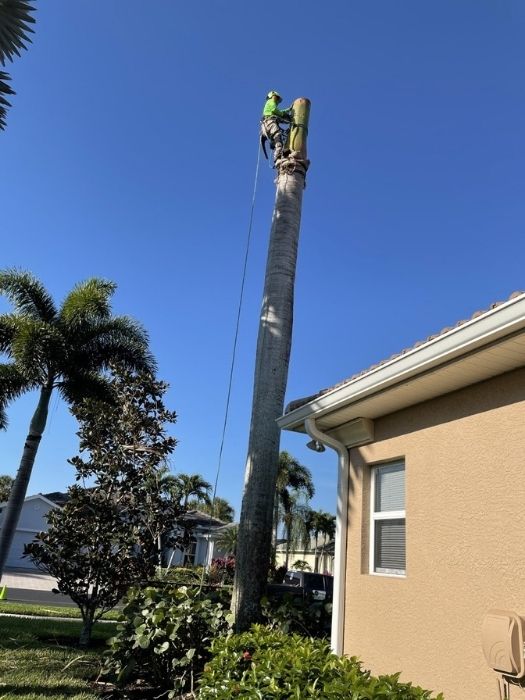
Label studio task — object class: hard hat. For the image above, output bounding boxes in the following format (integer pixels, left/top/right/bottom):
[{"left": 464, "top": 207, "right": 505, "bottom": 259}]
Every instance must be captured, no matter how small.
[{"left": 267, "top": 90, "right": 282, "bottom": 102}]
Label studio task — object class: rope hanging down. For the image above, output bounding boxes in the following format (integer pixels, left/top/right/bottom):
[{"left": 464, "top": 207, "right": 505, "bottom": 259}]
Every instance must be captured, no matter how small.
[{"left": 211, "top": 140, "right": 262, "bottom": 506}]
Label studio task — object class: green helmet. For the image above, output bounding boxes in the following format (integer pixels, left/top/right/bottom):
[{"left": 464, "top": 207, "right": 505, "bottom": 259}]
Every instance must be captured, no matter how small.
[{"left": 267, "top": 90, "right": 282, "bottom": 103}]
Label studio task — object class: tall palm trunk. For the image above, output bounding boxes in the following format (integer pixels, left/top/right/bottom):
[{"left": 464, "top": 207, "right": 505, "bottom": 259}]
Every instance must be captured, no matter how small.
[
  {"left": 232, "top": 98, "right": 311, "bottom": 631},
  {"left": 0, "top": 381, "right": 53, "bottom": 579}
]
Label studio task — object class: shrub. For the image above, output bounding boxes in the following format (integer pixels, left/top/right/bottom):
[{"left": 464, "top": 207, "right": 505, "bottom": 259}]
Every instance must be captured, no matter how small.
[
  {"left": 261, "top": 592, "right": 332, "bottom": 637},
  {"left": 208, "top": 556, "right": 235, "bottom": 585},
  {"left": 104, "top": 584, "right": 233, "bottom": 697},
  {"left": 198, "top": 626, "right": 445, "bottom": 699},
  {"left": 155, "top": 565, "right": 206, "bottom": 585}
]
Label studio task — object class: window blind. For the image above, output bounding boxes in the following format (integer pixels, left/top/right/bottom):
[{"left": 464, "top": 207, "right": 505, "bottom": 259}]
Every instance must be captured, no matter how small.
[
  {"left": 375, "top": 461, "right": 405, "bottom": 512},
  {"left": 374, "top": 519, "right": 406, "bottom": 572}
]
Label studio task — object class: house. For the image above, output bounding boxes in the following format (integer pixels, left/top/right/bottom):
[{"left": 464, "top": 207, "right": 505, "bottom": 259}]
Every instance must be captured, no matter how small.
[
  {"left": 164, "top": 510, "right": 227, "bottom": 567},
  {"left": 278, "top": 291, "right": 525, "bottom": 700},
  {"left": 275, "top": 534, "right": 334, "bottom": 574},
  {"left": 0, "top": 492, "right": 66, "bottom": 569}
]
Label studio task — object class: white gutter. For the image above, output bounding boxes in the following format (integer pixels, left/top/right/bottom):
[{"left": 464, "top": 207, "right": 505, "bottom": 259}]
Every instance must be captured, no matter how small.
[
  {"left": 279, "top": 292, "right": 525, "bottom": 431},
  {"left": 305, "top": 417, "right": 348, "bottom": 656}
]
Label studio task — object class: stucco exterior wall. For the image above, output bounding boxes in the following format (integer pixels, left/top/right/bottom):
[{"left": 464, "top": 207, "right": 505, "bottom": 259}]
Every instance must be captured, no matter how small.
[{"left": 343, "top": 367, "right": 525, "bottom": 700}]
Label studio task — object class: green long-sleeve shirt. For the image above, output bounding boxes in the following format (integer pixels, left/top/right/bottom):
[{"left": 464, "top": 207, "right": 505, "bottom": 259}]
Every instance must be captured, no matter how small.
[{"left": 262, "top": 98, "right": 290, "bottom": 118}]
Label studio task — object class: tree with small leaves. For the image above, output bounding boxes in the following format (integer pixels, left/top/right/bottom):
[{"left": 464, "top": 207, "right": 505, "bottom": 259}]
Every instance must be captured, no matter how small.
[
  {"left": 0, "top": 475, "right": 13, "bottom": 503},
  {"left": 0, "top": 270, "right": 154, "bottom": 579},
  {"left": 26, "top": 367, "right": 182, "bottom": 646}
]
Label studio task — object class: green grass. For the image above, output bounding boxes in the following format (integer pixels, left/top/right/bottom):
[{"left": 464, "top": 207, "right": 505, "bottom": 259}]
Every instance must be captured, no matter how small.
[
  {"left": 0, "top": 600, "right": 121, "bottom": 620},
  {"left": 0, "top": 615, "right": 116, "bottom": 700}
]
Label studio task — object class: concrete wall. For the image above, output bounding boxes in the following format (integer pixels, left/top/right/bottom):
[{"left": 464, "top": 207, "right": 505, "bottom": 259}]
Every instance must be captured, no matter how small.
[{"left": 343, "top": 367, "right": 525, "bottom": 700}]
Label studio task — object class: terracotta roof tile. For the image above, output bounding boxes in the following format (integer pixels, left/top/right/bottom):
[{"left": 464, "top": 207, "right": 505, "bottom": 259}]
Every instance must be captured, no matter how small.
[{"left": 285, "top": 290, "right": 525, "bottom": 414}]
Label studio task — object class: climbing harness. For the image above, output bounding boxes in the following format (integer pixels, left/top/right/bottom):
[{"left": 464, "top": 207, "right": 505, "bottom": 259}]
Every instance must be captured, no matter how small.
[{"left": 260, "top": 114, "right": 293, "bottom": 166}]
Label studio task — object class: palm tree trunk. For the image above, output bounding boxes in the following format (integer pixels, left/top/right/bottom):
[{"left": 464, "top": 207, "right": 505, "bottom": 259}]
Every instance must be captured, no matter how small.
[
  {"left": 0, "top": 381, "right": 53, "bottom": 579},
  {"left": 232, "top": 98, "right": 311, "bottom": 632}
]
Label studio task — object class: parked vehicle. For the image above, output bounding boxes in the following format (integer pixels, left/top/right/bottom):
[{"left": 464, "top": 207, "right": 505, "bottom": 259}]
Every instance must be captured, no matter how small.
[{"left": 268, "top": 570, "right": 333, "bottom": 602}]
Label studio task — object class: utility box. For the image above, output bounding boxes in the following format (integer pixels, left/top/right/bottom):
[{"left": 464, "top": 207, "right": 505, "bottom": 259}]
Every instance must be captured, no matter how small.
[{"left": 482, "top": 609, "right": 525, "bottom": 698}]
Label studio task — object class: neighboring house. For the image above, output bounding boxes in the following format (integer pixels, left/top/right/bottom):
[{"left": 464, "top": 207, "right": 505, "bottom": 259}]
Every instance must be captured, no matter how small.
[
  {"left": 275, "top": 534, "right": 334, "bottom": 574},
  {"left": 278, "top": 291, "right": 525, "bottom": 700},
  {"left": 0, "top": 492, "right": 66, "bottom": 569},
  {"left": 164, "top": 510, "right": 227, "bottom": 567}
]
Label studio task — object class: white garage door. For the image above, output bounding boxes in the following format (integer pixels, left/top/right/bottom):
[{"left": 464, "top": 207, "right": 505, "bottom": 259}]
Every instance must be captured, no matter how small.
[{"left": 6, "top": 531, "right": 39, "bottom": 569}]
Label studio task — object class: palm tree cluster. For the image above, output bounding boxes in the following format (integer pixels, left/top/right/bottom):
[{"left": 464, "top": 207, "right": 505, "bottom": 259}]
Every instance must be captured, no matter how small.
[
  {"left": 0, "top": 1, "right": 35, "bottom": 129},
  {"left": 0, "top": 270, "right": 154, "bottom": 578}
]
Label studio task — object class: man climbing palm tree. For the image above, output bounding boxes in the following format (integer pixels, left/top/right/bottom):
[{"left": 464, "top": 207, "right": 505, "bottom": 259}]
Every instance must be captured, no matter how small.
[{"left": 0, "top": 270, "right": 154, "bottom": 578}]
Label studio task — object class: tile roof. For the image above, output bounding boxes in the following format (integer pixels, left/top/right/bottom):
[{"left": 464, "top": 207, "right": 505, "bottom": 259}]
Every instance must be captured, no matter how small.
[{"left": 285, "top": 290, "right": 525, "bottom": 414}]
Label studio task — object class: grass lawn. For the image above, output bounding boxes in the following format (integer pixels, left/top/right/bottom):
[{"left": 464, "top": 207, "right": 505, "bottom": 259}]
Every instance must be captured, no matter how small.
[
  {"left": 0, "top": 600, "right": 121, "bottom": 620},
  {"left": 0, "top": 615, "right": 117, "bottom": 700}
]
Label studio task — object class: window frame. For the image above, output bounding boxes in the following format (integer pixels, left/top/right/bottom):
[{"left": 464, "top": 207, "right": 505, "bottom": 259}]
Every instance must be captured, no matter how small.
[{"left": 369, "top": 460, "right": 406, "bottom": 578}]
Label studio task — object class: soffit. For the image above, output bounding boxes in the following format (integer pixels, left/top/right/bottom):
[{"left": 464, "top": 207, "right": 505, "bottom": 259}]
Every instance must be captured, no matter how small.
[{"left": 293, "top": 333, "right": 525, "bottom": 434}]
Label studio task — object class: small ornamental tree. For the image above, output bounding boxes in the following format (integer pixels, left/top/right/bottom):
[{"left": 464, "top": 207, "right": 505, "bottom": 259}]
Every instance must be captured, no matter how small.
[{"left": 26, "top": 367, "right": 183, "bottom": 646}]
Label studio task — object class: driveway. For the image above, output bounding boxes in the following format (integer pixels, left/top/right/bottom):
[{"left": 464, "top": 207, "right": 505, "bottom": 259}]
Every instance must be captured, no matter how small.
[{"left": 1, "top": 568, "right": 74, "bottom": 606}]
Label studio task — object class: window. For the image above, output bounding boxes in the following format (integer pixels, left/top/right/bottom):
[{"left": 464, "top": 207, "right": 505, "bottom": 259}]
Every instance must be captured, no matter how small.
[{"left": 370, "top": 461, "right": 405, "bottom": 576}]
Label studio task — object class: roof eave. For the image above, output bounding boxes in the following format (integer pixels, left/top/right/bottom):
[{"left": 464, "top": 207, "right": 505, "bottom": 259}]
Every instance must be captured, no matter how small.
[{"left": 278, "top": 292, "right": 525, "bottom": 432}]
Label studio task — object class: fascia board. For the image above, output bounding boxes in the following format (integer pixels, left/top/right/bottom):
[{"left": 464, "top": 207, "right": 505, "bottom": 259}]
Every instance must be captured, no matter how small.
[{"left": 279, "top": 294, "right": 525, "bottom": 431}]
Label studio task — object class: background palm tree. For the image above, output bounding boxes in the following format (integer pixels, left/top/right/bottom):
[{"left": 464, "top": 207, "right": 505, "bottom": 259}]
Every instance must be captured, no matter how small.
[
  {"left": 188, "top": 496, "right": 234, "bottom": 523},
  {"left": 0, "top": 270, "right": 154, "bottom": 578},
  {"left": 310, "top": 510, "right": 336, "bottom": 573},
  {"left": 273, "top": 451, "right": 314, "bottom": 553},
  {"left": 215, "top": 524, "right": 238, "bottom": 556},
  {"left": 0, "top": 1, "right": 36, "bottom": 129},
  {"left": 175, "top": 473, "right": 212, "bottom": 510}
]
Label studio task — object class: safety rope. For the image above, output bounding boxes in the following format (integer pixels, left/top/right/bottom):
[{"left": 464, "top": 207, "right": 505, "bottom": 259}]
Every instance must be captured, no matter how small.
[{"left": 211, "top": 140, "right": 262, "bottom": 513}]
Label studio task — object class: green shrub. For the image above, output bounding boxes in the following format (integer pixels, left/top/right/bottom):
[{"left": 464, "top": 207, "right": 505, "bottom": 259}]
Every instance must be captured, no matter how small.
[
  {"left": 155, "top": 565, "right": 206, "bottom": 585},
  {"left": 198, "top": 626, "right": 445, "bottom": 699},
  {"left": 104, "top": 584, "right": 233, "bottom": 697},
  {"left": 261, "top": 592, "right": 332, "bottom": 637}
]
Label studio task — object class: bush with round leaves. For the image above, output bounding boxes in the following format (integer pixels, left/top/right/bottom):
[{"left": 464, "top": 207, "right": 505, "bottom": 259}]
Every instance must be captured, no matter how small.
[
  {"left": 198, "top": 625, "right": 445, "bottom": 699},
  {"left": 104, "top": 584, "right": 233, "bottom": 698}
]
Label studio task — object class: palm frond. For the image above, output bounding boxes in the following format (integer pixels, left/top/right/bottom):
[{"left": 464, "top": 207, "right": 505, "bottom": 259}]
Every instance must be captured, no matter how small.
[
  {"left": 70, "top": 316, "right": 155, "bottom": 374},
  {"left": 0, "top": 70, "right": 14, "bottom": 130},
  {"left": 0, "top": 1, "right": 36, "bottom": 66},
  {"left": 59, "top": 278, "right": 117, "bottom": 328},
  {"left": 0, "top": 313, "right": 19, "bottom": 353},
  {"left": 58, "top": 372, "right": 115, "bottom": 407},
  {"left": 0, "top": 362, "right": 33, "bottom": 428},
  {"left": 0, "top": 269, "right": 57, "bottom": 321},
  {"left": 10, "top": 318, "right": 64, "bottom": 381}
]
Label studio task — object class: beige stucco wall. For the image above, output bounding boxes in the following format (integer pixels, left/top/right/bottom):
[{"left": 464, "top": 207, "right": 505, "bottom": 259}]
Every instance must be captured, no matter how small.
[{"left": 343, "top": 367, "right": 525, "bottom": 700}]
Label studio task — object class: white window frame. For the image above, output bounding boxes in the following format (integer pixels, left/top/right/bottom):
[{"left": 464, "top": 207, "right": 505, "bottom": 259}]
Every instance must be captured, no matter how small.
[{"left": 369, "top": 461, "right": 406, "bottom": 578}]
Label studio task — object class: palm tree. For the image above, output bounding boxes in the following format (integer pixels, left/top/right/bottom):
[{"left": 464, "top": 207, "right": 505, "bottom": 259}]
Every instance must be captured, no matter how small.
[
  {"left": 310, "top": 510, "right": 336, "bottom": 573},
  {"left": 233, "top": 98, "right": 311, "bottom": 630},
  {"left": 273, "top": 451, "right": 314, "bottom": 552},
  {"left": 215, "top": 524, "right": 238, "bottom": 556},
  {"left": 175, "top": 473, "right": 212, "bottom": 510},
  {"left": 0, "top": 270, "right": 154, "bottom": 578},
  {"left": 0, "top": 1, "right": 36, "bottom": 130},
  {"left": 188, "top": 496, "right": 235, "bottom": 523}
]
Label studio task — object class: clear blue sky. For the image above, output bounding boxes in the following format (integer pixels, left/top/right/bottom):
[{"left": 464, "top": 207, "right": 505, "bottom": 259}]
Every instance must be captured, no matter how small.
[{"left": 2, "top": 1, "right": 524, "bottom": 519}]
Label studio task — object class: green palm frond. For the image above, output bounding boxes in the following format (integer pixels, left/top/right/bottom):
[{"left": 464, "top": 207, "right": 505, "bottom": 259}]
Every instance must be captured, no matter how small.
[
  {"left": 0, "top": 70, "right": 14, "bottom": 130},
  {"left": 0, "top": 313, "right": 20, "bottom": 353},
  {"left": 0, "top": 269, "right": 57, "bottom": 321},
  {"left": 58, "top": 372, "right": 115, "bottom": 407},
  {"left": 72, "top": 316, "right": 155, "bottom": 373},
  {"left": 10, "top": 318, "right": 64, "bottom": 381},
  {"left": 0, "top": 1, "right": 36, "bottom": 65},
  {"left": 59, "top": 278, "right": 117, "bottom": 328},
  {"left": 0, "top": 362, "right": 33, "bottom": 428}
]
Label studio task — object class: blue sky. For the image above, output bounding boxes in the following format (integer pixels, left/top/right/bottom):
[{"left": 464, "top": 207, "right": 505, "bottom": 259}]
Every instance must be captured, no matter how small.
[{"left": 2, "top": 1, "right": 524, "bottom": 519}]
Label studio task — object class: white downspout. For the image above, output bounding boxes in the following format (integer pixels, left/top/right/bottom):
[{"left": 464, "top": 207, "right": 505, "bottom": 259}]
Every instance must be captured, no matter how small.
[{"left": 305, "top": 417, "right": 349, "bottom": 656}]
